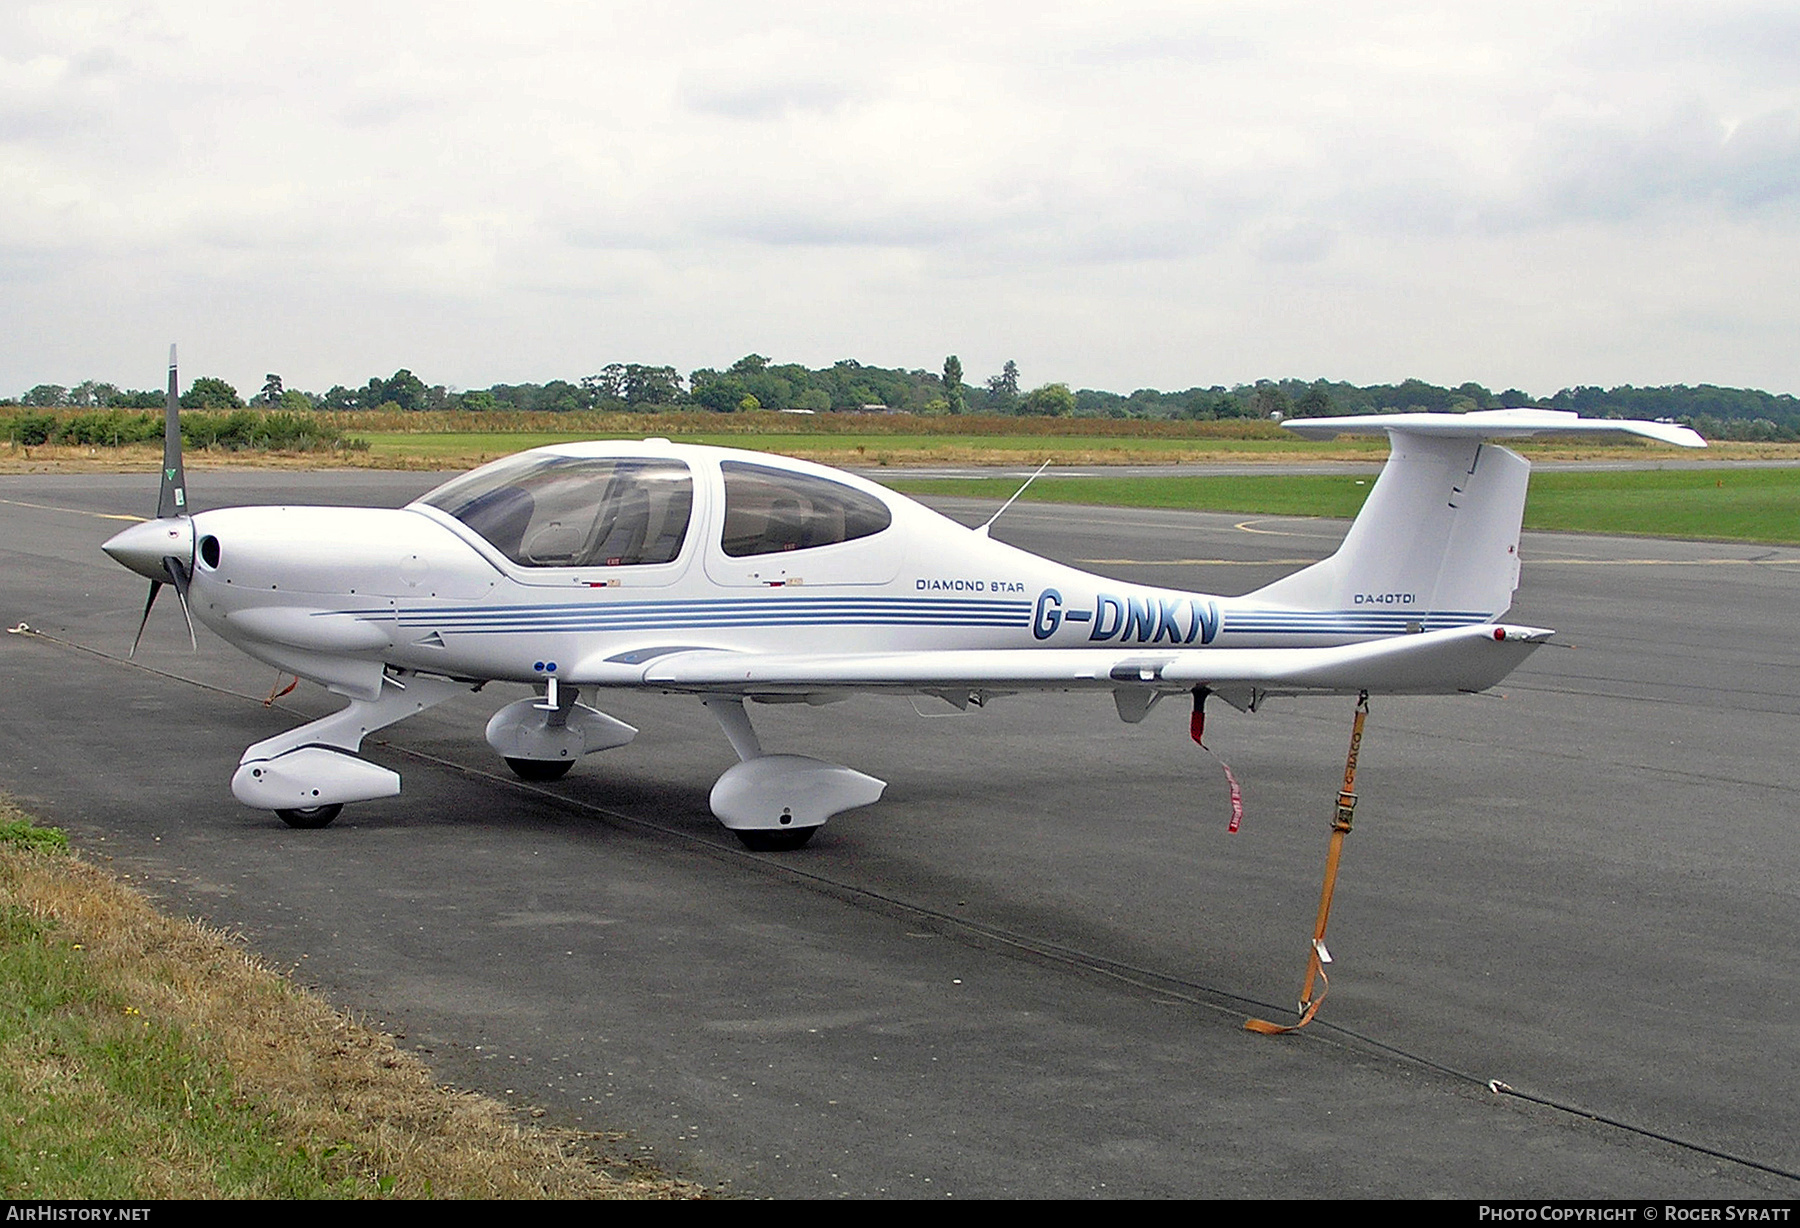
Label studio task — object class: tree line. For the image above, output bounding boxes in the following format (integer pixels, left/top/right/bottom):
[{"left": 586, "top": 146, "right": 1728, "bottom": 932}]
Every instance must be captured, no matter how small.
[{"left": 9, "top": 356, "right": 1798, "bottom": 440}]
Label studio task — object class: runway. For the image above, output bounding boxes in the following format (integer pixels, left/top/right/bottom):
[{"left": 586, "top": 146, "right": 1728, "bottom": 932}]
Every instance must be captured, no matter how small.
[{"left": 3, "top": 468, "right": 1798, "bottom": 1197}]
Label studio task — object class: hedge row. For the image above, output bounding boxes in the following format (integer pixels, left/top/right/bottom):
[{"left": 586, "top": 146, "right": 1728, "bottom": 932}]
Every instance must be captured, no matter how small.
[{"left": 2, "top": 409, "right": 367, "bottom": 452}]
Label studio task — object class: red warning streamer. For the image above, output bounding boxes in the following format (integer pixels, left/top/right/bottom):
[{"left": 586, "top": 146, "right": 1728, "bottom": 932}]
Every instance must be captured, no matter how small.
[
  {"left": 263, "top": 672, "right": 298, "bottom": 706},
  {"left": 1191, "top": 689, "right": 1245, "bottom": 833}
]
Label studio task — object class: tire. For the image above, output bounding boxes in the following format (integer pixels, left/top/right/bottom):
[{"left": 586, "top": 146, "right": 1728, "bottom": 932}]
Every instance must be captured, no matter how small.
[
  {"left": 734, "top": 826, "right": 820, "bottom": 851},
  {"left": 505, "top": 757, "right": 576, "bottom": 782},
  {"left": 275, "top": 804, "right": 343, "bottom": 829}
]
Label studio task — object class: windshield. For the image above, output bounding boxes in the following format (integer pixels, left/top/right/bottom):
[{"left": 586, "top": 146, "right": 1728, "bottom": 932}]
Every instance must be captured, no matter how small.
[{"left": 420, "top": 454, "right": 693, "bottom": 567}]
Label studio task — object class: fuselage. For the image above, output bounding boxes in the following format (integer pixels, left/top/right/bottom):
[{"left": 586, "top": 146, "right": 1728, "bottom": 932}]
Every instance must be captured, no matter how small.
[{"left": 123, "top": 441, "right": 1493, "bottom": 696}]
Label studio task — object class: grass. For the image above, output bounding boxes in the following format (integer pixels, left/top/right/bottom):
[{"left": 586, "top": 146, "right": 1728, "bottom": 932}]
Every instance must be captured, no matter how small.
[
  {"left": 311, "top": 408, "right": 1300, "bottom": 441},
  {"left": 1520, "top": 468, "right": 1800, "bottom": 542},
  {"left": 350, "top": 429, "right": 1389, "bottom": 469},
  {"left": 0, "top": 430, "right": 1388, "bottom": 474},
  {"left": 885, "top": 466, "right": 1800, "bottom": 544},
  {"left": 0, "top": 798, "right": 697, "bottom": 1199},
  {"left": 19, "top": 408, "right": 1793, "bottom": 474}
]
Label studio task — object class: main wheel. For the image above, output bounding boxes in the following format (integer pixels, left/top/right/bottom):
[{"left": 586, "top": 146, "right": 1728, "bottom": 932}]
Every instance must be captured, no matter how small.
[
  {"left": 734, "top": 826, "right": 820, "bottom": 852},
  {"left": 505, "top": 757, "right": 576, "bottom": 781},
  {"left": 275, "top": 804, "right": 343, "bottom": 829}
]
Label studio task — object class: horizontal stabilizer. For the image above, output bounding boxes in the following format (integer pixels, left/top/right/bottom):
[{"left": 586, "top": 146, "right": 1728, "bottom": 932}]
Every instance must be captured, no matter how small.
[
  {"left": 1281, "top": 408, "right": 1706, "bottom": 448},
  {"left": 609, "top": 623, "right": 1553, "bottom": 698}
]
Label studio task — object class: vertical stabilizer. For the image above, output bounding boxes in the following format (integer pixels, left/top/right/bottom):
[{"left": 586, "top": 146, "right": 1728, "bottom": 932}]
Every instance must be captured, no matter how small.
[{"left": 1249, "top": 432, "right": 1528, "bottom": 620}]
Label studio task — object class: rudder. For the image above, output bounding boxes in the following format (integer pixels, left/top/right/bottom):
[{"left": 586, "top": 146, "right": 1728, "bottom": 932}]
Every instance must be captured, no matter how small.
[{"left": 1249, "top": 432, "right": 1529, "bottom": 621}]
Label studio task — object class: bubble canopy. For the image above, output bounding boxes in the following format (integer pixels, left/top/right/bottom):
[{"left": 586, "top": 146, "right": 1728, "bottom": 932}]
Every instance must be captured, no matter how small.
[{"left": 417, "top": 454, "right": 693, "bottom": 568}]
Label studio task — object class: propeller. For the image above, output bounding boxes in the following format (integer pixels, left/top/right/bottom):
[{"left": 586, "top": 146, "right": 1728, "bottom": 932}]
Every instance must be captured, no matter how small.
[
  {"left": 129, "top": 553, "right": 196, "bottom": 656},
  {"left": 105, "top": 345, "right": 197, "bottom": 655}
]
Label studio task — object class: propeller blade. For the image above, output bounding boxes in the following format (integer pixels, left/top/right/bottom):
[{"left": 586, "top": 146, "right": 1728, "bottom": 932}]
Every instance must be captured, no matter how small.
[
  {"left": 158, "top": 343, "right": 188, "bottom": 520},
  {"left": 123, "top": 348, "right": 197, "bottom": 655},
  {"left": 130, "top": 580, "right": 163, "bottom": 658},
  {"left": 163, "top": 555, "right": 198, "bottom": 650},
  {"left": 119, "top": 348, "right": 198, "bottom": 657}
]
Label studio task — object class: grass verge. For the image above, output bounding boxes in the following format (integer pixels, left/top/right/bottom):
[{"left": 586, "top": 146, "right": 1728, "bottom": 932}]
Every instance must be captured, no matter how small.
[
  {"left": 350, "top": 429, "right": 1390, "bottom": 469},
  {"left": 884, "top": 466, "right": 1800, "bottom": 544},
  {"left": 0, "top": 798, "right": 697, "bottom": 1199},
  {"left": 10, "top": 422, "right": 1793, "bottom": 474}
]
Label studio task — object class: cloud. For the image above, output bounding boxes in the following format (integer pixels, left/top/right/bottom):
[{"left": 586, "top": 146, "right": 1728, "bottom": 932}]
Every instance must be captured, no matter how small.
[
  {"left": 1250, "top": 221, "right": 1338, "bottom": 264},
  {"left": 1515, "top": 103, "right": 1800, "bottom": 225},
  {"left": 4, "top": 1, "right": 1800, "bottom": 395},
  {"left": 682, "top": 76, "right": 862, "bottom": 121}
]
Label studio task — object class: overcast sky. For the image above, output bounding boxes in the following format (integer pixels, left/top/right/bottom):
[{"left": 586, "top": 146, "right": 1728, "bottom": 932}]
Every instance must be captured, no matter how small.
[{"left": 5, "top": 1, "right": 1798, "bottom": 399}]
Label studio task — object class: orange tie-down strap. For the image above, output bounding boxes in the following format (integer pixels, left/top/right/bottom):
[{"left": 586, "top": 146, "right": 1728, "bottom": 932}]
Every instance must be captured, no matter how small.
[{"left": 1245, "top": 692, "right": 1367, "bottom": 1035}]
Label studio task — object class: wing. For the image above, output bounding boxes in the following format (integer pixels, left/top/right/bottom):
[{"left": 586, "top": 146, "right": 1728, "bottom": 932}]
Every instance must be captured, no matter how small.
[{"left": 571, "top": 623, "right": 1552, "bottom": 700}]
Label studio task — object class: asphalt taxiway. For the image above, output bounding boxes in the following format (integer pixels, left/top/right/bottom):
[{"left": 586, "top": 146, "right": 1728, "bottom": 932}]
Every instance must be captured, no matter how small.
[{"left": 2, "top": 469, "right": 1798, "bottom": 1198}]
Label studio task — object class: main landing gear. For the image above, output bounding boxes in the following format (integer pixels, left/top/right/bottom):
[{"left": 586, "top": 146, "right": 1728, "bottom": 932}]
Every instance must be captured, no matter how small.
[
  {"left": 735, "top": 827, "right": 820, "bottom": 852},
  {"left": 702, "top": 696, "right": 885, "bottom": 851},
  {"left": 504, "top": 757, "right": 576, "bottom": 782},
  {"left": 275, "top": 804, "right": 344, "bottom": 829},
  {"left": 485, "top": 679, "right": 636, "bottom": 782}
]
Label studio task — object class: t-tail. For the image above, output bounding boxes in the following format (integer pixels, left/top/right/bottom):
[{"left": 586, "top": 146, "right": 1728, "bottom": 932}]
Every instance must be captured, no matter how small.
[{"left": 1249, "top": 409, "right": 1706, "bottom": 621}]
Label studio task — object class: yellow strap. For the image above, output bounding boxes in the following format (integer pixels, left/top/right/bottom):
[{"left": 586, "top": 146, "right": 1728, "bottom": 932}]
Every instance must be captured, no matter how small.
[
  {"left": 1246, "top": 691, "right": 1367, "bottom": 1034},
  {"left": 1244, "top": 968, "right": 1328, "bottom": 1035}
]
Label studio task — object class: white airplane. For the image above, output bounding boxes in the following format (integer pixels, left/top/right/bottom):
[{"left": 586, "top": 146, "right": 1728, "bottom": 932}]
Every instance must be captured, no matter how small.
[{"left": 103, "top": 349, "right": 1705, "bottom": 848}]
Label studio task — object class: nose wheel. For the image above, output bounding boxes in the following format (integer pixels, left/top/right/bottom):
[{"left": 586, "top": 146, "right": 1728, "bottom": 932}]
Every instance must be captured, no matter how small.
[{"left": 275, "top": 804, "right": 343, "bottom": 829}]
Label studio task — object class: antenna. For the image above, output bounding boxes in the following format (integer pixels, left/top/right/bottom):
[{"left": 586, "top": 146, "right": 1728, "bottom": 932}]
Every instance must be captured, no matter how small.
[{"left": 976, "top": 458, "right": 1053, "bottom": 536}]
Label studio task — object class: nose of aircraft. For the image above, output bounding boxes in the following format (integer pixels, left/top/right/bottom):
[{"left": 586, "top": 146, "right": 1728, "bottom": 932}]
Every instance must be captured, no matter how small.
[{"left": 103, "top": 517, "right": 195, "bottom": 581}]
